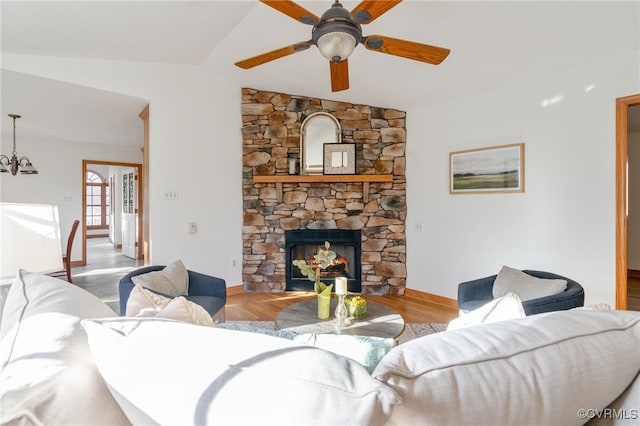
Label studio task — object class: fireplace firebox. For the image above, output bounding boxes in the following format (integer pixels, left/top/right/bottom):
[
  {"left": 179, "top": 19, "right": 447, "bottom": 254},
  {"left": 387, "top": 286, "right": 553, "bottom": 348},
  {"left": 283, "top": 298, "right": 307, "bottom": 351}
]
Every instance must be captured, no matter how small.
[{"left": 285, "top": 229, "right": 361, "bottom": 292}]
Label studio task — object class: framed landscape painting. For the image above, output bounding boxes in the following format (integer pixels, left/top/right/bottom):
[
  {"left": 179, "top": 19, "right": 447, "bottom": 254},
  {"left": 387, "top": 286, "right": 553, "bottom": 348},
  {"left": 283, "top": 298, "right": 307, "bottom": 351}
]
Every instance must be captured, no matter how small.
[{"left": 450, "top": 143, "right": 524, "bottom": 194}]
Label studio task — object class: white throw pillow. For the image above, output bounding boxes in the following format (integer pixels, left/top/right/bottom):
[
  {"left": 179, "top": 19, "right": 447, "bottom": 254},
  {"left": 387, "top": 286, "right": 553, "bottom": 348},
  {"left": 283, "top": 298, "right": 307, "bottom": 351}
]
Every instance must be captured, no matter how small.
[
  {"left": 0, "top": 270, "right": 130, "bottom": 426},
  {"left": 82, "top": 318, "right": 399, "bottom": 426},
  {"left": 131, "top": 259, "right": 189, "bottom": 296},
  {"left": 492, "top": 265, "right": 567, "bottom": 301},
  {"left": 374, "top": 310, "right": 640, "bottom": 426},
  {"left": 125, "top": 283, "right": 171, "bottom": 317},
  {"left": 126, "top": 284, "right": 213, "bottom": 326},
  {"left": 448, "top": 292, "right": 525, "bottom": 330}
]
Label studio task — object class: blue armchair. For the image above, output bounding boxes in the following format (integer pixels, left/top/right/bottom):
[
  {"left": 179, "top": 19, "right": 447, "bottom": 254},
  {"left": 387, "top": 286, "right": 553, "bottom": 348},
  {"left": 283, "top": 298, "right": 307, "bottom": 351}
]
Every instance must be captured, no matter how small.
[
  {"left": 119, "top": 265, "right": 227, "bottom": 321},
  {"left": 457, "top": 270, "right": 584, "bottom": 316}
]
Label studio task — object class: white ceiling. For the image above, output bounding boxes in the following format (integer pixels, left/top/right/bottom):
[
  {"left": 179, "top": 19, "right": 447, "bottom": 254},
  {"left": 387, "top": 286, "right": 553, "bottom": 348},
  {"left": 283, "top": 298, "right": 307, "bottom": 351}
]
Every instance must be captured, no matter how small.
[{"left": 1, "top": 1, "right": 639, "bottom": 148}]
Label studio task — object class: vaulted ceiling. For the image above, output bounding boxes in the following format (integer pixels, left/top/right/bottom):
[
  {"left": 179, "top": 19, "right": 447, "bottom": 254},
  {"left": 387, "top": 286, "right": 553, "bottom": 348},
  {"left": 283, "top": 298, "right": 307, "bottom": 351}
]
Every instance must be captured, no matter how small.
[{"left": 1, "top": 1, "right": 639, "bottom": 147}]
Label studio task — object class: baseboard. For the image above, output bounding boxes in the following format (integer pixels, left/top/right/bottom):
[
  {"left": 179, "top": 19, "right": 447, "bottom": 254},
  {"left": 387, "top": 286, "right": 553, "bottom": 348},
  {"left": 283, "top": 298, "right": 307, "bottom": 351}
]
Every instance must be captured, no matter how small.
[
  {"left": 227, "top": 284, "right": 245, "bottom": 296},
  {"left": 404, "top": 288, "right": 459, "bottom": 309},
  {"left": 628, "top": 269, "right": 640, "bottom": 279}
]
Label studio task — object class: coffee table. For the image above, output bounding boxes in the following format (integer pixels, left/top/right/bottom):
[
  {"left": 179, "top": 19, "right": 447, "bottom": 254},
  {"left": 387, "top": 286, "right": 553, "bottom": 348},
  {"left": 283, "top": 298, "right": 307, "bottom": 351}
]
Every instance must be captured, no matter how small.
[{"left": 276, "top": 298, "right": 405, "bottom": 339}]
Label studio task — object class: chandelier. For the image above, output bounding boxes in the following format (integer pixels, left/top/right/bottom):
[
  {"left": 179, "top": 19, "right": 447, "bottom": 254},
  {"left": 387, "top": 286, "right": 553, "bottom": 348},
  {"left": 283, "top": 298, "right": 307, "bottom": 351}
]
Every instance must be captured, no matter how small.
[{"left": 0, "top": 114, "right": 38, "bottom": 176}]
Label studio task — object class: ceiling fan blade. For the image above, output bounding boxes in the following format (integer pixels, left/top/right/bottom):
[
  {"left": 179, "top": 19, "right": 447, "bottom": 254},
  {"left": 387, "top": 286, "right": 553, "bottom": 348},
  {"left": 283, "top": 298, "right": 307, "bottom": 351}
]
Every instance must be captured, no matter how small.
[
  {"left": 330, "top": 60, "right": 349, "bottom": 92},
  {"left": 362, "top": 35, "right": 450, "bottom": 65},
  {"left": 350, "top": 0, "right": 402, "bottom": 24},
  {"left": 260, "top": 0, "right": 319, "bottom": 25},
  {"left": 235, "top": 42, "right": 312, "bottom": 69}
]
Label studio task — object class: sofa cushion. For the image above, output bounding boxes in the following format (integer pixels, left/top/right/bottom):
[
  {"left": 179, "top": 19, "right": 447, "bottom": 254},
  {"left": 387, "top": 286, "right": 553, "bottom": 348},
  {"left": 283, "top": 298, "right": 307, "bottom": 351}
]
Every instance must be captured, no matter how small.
[
  {"left": 587, "top": 371, "right": 640, "bottom": 425},
  {"left": 448, "top": 292, "right": 525, "bottom": 330},
  {"left": 82, "top": 317, "right": 399, "bottom": 426},
  {"left": 374, "top": 310, "right": 640, "bottom": 426},
  {"left": 493, "top": 265, "right": 567, "bottom": 300},
  {"left": 292, "top": 333, "right": 395, "bottom": 374},
  {"left": 213, "top": 323, "right": 395, "bottom": 373},
  {"left": 131, "top": 259, "right": 188, "bottom": 296},
  {"left": 0, "top": 270, "right": 130, "bottom": 426}
]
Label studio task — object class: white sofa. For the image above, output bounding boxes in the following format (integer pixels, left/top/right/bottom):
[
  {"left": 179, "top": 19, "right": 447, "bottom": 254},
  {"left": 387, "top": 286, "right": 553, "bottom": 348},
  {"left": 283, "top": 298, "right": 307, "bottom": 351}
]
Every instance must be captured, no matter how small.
[{"left": 1, "top": 270, "right": 639, "bottom": 426}]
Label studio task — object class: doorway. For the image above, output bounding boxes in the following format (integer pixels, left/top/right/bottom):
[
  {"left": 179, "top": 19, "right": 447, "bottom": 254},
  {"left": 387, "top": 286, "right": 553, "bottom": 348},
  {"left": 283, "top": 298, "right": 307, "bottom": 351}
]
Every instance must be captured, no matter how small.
[
  {"left": 82, "top": 160, "right": 143, "bottom": 265},
  {"left": 615, "top": 94, "right": 640, "bottom": 310}
]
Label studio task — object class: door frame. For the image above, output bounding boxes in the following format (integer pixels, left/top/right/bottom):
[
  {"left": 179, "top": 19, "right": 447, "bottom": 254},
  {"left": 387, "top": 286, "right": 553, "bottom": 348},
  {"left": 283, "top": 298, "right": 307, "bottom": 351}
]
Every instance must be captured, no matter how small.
[
  {"left": 81, "top": 159, "right": 144, "bottom": 264},
  {"left": 616, "top": 94, "right": 640, "bottom": 309}
]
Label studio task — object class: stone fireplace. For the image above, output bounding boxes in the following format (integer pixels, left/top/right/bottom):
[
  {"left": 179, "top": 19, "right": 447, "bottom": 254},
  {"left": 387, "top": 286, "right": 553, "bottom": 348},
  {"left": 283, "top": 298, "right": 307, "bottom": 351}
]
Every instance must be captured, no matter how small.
[{"left": 242, "top": 88, "right": 407, "bottom": 295}]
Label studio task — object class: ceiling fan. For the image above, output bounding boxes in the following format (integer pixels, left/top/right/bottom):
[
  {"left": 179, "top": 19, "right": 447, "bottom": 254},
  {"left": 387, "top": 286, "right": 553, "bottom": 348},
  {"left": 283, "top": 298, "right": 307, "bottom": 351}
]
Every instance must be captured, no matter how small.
[{"left": 235, "top": 0, "right": 451, "bottom": 92}]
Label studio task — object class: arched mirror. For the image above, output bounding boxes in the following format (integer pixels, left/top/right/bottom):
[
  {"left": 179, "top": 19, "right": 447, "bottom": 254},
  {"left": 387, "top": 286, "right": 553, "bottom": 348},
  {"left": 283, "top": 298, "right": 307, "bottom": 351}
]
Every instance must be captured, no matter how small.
[{"left": 300, "top": 112, "right": 341, "bottom": 175}]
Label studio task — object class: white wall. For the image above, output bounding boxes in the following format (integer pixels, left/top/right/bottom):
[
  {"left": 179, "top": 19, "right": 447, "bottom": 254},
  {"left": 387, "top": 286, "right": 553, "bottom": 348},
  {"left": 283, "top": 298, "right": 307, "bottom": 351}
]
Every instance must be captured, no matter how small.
[
  {"left": 1, "top": 54, "right": 244, "bottom": 285},
  {"left": 0, "top": 137, "right": 141, "bottom": 262},
  {"left": 405, "top": 52, "right": 640, "bottom": 306}
]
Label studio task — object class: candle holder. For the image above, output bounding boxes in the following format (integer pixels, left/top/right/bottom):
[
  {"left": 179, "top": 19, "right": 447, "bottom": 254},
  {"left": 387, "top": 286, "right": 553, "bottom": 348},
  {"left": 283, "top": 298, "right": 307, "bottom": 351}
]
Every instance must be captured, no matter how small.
[{"left": 334, "top": 294, "right": 350, "bottom": 327}]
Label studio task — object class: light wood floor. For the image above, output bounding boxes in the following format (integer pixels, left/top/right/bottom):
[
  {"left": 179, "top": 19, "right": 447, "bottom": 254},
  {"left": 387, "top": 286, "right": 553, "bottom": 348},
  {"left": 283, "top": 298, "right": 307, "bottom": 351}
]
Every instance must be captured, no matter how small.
[{"left": 226, "top": 291, "right": 459, "bottom": 324}]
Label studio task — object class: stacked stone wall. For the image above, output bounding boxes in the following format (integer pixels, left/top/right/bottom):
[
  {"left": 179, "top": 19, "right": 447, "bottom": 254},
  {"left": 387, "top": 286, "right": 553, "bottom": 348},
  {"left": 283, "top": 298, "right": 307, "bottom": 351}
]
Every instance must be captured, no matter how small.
[{"left": 241, "top": 88, "right": 407, "bottom": 295}]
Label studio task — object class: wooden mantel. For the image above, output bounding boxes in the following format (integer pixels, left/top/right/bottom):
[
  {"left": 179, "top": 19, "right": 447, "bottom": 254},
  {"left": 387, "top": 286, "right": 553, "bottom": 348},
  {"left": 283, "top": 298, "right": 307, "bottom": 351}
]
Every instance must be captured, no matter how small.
[{"left": 252, "top": 174, "right": 393, "bottom": 203}]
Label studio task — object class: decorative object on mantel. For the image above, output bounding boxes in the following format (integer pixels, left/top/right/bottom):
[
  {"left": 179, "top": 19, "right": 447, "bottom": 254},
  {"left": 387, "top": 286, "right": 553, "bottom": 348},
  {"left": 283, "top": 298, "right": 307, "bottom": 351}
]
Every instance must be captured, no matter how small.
[
  {"left": 0, "top": 114, "right": 38, "bottom": 176},
  {"left": 300, "top": 111, "right": 341, "bottom": 175},
  {"left": 235, "top": 0, "right": 451, "bottom": 92},
  {"left": 287, "top": 153, "right": 299, "bottom": 175},
  {"left": 449, "top": 143, "right": 525, "bottom": 194},
  {"left": 324, "top": 143, "right": 356, "bottom": 175},
  {"left": 292, "top": 241, "right": 338, "bottom": 319}
]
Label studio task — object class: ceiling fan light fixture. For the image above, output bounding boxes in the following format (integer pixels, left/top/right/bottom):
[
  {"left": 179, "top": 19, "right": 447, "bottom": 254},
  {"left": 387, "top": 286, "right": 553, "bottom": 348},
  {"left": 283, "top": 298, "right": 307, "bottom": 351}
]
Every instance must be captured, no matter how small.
[
  {"left": 311, "top": 0, "right": 362, "bottom": 63},
  {"left": 317, "top": 31, "right": 356, "bottom": 63}
]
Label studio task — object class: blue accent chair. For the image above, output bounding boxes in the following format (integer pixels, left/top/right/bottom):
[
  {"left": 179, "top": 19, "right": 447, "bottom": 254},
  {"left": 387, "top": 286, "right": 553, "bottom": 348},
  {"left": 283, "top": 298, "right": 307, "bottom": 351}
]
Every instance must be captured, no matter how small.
[
  {"left": 457, "top": 270, "right": 585, "bottom": 316},
  {"left": 119, "top": 265, "right": 227, "bottom": 321}
]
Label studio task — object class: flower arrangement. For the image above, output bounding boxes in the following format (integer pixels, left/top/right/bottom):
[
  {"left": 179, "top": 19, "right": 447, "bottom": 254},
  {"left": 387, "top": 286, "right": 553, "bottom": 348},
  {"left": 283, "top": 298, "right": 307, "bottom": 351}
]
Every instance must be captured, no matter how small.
[
  {"left": 293, "top": 241, "right": 338, "bottom": 319},
  {"left": 292, "top": 241, "right": 337, "bottom": 284}
]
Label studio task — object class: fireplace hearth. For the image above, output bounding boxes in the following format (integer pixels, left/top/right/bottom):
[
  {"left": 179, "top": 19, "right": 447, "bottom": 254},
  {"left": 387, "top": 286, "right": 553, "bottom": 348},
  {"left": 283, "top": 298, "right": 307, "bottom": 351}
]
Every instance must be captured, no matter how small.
[{"left": 286, "top": 229, "right": 361, "bottom": 292}]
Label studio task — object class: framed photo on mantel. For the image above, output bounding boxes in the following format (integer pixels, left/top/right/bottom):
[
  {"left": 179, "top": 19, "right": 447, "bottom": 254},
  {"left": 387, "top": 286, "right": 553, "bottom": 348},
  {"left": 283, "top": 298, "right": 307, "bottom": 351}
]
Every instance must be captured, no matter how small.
[
  {"left": 450, "top": 143, "right": 525, "bottom": 194},
  {"left": 323, "top": 143, "right": 356, "bottom": 175}
]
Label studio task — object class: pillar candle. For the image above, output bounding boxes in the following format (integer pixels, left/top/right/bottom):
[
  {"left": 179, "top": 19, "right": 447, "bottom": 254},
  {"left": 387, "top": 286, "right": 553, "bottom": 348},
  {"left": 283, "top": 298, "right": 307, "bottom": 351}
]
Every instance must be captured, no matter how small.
[{"left": 335, "top": 277, "right": 347, "bottom": 295}]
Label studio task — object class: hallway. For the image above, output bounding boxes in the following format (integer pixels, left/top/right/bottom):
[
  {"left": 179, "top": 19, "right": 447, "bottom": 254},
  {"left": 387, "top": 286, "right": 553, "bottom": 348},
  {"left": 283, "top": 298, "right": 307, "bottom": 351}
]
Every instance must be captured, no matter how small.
[{"left": 72, "top": 237, "right": 142, "bottom": 312}]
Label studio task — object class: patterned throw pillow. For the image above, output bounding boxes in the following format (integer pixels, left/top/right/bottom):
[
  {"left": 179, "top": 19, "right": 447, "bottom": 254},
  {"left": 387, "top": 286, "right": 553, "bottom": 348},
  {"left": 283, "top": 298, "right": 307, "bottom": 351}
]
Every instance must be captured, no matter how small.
[{"left": 126, "top": 284, "right": 212, "bottom": 326}]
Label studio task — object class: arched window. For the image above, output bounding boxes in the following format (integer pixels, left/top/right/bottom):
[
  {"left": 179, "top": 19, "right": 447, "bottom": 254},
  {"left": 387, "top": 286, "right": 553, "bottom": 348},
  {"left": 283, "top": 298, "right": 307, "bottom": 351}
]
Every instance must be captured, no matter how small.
[{"left": 86, "top": 169, "right": 110, "bottom": 228}]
